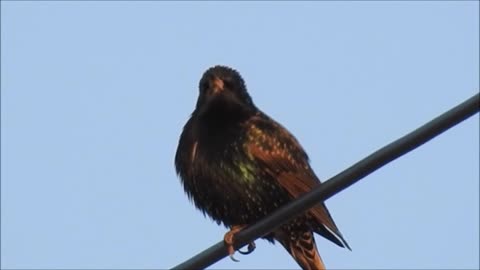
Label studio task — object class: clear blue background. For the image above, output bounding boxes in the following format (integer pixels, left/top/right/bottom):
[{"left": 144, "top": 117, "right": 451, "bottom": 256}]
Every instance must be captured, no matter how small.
[{"left": 1, "top": 2, "right": 479, "bottom": 269}]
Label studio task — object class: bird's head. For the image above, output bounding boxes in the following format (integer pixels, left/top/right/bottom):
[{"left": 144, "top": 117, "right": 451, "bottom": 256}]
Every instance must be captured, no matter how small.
[{"left": 195, "top": 65, "right": 256, "bottom": 114}]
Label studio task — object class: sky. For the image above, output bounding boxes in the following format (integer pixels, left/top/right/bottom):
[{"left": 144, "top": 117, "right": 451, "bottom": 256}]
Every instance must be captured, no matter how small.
[{"left": 1, "top": 2, "right": 479, "bottom": 270}]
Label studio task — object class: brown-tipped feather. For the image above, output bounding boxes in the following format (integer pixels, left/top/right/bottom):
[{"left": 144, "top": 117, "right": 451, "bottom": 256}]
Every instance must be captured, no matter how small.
[
  {"left": 245, "top": 114, "right": 350, "bottom": 250},
  {"left": 277, "top": 230, "right": 326, "bottom": 270}
]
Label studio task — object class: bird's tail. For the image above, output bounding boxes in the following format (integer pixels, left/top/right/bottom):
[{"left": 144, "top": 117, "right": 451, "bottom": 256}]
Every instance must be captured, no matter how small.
[{"left": 276, "top": 230, "right": 325, "bottom": 270}]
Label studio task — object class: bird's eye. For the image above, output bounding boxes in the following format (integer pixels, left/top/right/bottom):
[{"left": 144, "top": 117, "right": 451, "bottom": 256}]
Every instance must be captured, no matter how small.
[
  {"left": 223, "top": 78, "right": 232, "bottom": 88},
  {"left": 201, "top": 80, "right": 209, "bottom": 91}
]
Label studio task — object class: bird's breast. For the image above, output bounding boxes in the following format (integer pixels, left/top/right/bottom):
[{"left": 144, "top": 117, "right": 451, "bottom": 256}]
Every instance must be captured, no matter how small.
[{"left": 186, "top": 139, "right": 290, "bottom": 226}]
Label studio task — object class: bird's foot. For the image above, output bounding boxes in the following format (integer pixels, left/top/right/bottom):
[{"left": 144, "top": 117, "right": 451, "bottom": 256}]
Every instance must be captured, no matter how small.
[{"left": 224, "top": 225, "right": 256, "bottom": 262}]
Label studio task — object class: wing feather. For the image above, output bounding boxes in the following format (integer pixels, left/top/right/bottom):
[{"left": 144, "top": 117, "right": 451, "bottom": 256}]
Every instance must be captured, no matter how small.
[{"left": 244, "top": 113, "right": 350, "bottom": 249}]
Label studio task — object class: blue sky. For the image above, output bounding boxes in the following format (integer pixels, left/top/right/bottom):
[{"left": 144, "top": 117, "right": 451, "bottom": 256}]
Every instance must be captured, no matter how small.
[{"left": 1, "top": 2, "right": 478, "bottom": 269}]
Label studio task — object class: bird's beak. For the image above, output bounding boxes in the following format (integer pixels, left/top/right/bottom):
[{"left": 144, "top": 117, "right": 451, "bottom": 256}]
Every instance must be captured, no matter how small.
[{"left": 210, "top": 77, "right": 224, "bottom": 94}]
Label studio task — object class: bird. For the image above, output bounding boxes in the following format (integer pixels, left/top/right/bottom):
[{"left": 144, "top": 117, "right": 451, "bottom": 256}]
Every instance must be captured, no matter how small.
[{"left": 174, "top": 65, "right": 350, "bottom": 270}]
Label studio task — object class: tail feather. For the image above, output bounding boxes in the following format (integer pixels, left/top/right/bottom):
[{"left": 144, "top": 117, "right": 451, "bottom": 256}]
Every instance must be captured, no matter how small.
[{"left": 277, "top": 231, "right": 325, "bottom": 270}]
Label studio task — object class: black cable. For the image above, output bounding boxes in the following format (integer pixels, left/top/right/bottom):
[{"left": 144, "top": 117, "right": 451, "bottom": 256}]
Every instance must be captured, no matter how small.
[{"left": 171, "top": 93, "right": 480, "bottom": 270}]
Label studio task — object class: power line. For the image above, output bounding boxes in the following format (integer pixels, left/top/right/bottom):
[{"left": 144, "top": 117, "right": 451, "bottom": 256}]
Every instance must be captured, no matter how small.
[{"left": 171, "top": 92, "right": 480, "bottom": 270}]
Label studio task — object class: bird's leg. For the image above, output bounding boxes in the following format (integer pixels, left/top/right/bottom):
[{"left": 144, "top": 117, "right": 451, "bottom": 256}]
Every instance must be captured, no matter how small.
[{"left": 224, "top": 225, "right": 256, "bottom": 262}]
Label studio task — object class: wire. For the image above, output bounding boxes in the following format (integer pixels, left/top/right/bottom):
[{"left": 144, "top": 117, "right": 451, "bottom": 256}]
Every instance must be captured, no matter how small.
[{"left": 171, "top": 92, "right": 480, "bottom": 270}]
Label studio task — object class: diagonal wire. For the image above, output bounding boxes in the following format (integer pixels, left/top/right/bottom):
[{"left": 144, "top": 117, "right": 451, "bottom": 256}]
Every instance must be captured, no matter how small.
[{"left": 171, "top": 92, "right": 480, "bottom": 270}]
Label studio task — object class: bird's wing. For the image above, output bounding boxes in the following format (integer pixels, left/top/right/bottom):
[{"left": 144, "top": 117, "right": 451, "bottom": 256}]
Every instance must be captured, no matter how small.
[{"left": 244, "top": 113, "right": 350, "bottom": 249}]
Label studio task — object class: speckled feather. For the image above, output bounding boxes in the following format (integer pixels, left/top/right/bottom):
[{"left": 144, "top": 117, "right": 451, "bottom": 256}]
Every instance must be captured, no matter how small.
[{"left": 175, "top": 65, "right": 349, "bottom": 270}]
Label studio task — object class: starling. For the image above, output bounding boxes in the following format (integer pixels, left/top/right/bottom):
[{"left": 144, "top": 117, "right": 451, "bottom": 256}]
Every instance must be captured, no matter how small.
[{"left": 175, "top": 65, "right": 350, "bottom": 270}]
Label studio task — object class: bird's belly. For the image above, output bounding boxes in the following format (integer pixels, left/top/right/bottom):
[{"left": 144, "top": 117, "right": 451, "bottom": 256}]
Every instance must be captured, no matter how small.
[{"left": 190, "top": 161, "right": 291, "bottom": 227}]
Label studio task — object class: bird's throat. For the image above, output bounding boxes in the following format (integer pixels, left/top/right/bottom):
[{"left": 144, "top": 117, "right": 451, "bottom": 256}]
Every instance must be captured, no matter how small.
[{"left": 199, "top": 95, "right": 253, "bottom": 128}]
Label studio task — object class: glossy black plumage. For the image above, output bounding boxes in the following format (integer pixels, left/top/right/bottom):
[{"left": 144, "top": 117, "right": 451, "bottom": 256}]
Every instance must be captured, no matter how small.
[{"left": 175, "top": 65, "right": 350, "bottom": 269}]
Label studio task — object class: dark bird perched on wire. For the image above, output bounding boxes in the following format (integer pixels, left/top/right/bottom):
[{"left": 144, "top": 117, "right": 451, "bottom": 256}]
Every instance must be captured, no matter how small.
[{"left": 175, "top": 65, "right": 350, "bottom": 270}]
